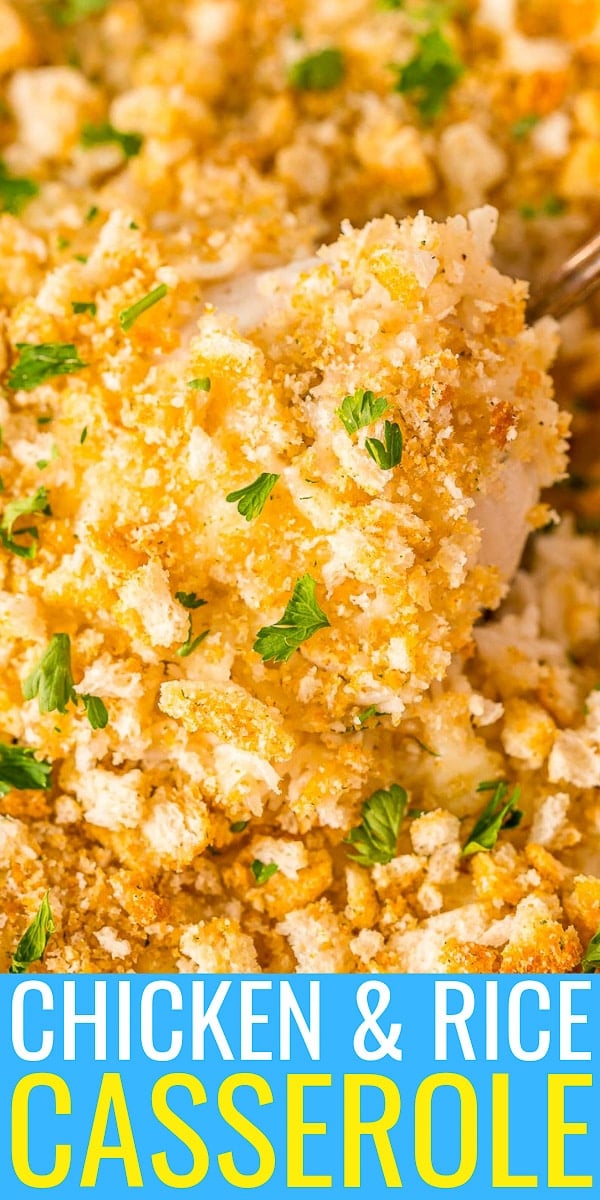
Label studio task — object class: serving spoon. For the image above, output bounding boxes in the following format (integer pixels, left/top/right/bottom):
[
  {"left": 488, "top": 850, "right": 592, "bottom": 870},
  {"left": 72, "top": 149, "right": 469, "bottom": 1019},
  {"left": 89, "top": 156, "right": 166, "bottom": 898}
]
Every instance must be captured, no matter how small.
[{"left": 527, "top": 229, "right": 600, "bottom": 321}]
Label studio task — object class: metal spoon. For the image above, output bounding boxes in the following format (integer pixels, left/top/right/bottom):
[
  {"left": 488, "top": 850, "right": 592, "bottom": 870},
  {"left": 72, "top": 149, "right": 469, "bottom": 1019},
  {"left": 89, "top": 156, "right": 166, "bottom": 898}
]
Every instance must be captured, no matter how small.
[{"left": 527, "top": 229, "right": 600, "bottom": 321}]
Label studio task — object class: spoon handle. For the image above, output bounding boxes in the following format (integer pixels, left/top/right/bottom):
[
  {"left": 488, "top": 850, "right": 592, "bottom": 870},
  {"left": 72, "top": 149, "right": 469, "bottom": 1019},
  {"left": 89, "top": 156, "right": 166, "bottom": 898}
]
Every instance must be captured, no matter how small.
[{"left": 527, "top": 229, "right": 600, "bottom": 321}]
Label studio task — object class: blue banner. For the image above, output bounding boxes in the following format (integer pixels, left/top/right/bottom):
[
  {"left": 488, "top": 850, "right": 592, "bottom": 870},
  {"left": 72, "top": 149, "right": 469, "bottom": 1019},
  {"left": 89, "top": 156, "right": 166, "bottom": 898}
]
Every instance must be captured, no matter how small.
[{"left": 0, "top": 974, "right": 596, "bottom": 1196}]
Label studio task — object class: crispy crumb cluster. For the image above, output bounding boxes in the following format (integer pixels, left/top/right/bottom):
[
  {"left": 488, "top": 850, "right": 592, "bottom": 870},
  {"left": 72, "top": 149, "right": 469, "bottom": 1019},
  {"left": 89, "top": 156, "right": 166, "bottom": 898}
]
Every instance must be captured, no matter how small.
[{"left": 1, "top": 0, "right": 600, "bottom": 974}]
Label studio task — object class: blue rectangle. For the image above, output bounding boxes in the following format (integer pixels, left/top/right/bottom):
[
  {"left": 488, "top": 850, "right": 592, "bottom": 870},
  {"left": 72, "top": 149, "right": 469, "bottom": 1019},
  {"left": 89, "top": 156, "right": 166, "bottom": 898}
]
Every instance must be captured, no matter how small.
[{"left": 0, "top": 974, "right": 597, "bottom": 1196}]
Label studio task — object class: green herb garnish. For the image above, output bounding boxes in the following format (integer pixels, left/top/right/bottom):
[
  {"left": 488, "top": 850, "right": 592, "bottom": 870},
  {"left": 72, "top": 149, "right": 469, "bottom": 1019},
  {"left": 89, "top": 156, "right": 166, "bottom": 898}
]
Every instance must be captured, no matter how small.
[
  {"left": 511, "top": 113, "right": 540, "bottom": 140},
  {"left": 581, "top": 925, "right": 600, "bottom": 973},
  {"left": 462, "top": 780, "right": 523, "bottom": 856},
  {"left": 251, "top": 860, "right": 279, "bottom": 885},
  {"left": 0, "top": 743, "right": 53, "bottom": 796},
  {"left": 226, "top": 472, "right": 280, "bottom": 521},
  {"left": 187, "top": 377, "right": 211, "bottom": 391},
  {"left": 393, "top": 29, "right": 464, "bottom": 120},
  {"left": 230, "top": 820, "right": 249, "bottom": 833},
  {"left": 10, "top": 893, "right": 55, "bottom": 974},
  {"left": 175, "top": 591, "right": 207, "bottom": 610},
  {"left": 519, "top": 195, "right": 567, "bottom": 220},
  {"left": 119, "top": 283, "right": 168, "bottom": 332},
  {"left": 81, "top": 694, "right": 109, "bottom": 729},
  {"left": 7, "top": 343, "right": 87, "bottom": 392},
  {"left": 22, "top": 633, "right": 107, "bottom": 727},
  {"left": 177, "top": 620, "right": 209, "bottom": 658},
  {"left": 23, "top": 633, "right": 76, "bottom": 714},
  {"left": 0, "top": 161, "right": 39, "bottom": 216},
  {"left": 253, "top": 574, "right": 330, "bottom": 664},
  {"left": 80, "top": 121, "right": 143, "bottom": 159},
  {"left": 47, "top": 0, "right": 109, "bottom": 24},
  {"left": 365, "top": 420, "right": 403, "bottom": 470},
  {"left": 72, "top": 301, "right": 97, "bottom": 315},
  {"left": 288, "top": 48, "right": 345, "bottom": 91},
  {"left": 0, "top": 486, "right": 51, "bottom": 558},
  {"left": 337, "top": 388, "right": 388, "bottom": 434},
  {"left": 346, "top": 784, "right": 408, "bottom": 866},
  {"left": 80, "top": 426, "right": 88, "bottom": 444}
]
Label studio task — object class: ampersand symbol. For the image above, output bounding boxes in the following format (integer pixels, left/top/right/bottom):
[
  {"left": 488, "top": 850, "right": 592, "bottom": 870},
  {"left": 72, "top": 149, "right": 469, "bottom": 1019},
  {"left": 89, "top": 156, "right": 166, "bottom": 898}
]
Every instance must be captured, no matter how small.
[{"left": 353, "top": 981, "right": 403, "bottom": 1061}]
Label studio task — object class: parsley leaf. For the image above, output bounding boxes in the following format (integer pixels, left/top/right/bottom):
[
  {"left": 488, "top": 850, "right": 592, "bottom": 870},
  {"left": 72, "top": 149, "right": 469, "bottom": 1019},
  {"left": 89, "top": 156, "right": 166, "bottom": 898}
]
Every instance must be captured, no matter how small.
[
  {"left": 581, "top": 925, "right": 600, "bottom": 972},
  {"left": 0, "top": 486, "right": 51, "bottom": 558},
  {"left": 80, "top": 121, "right": 143, "bottom": 158},
  {"left": 393, "top": 29, "right": 464, "bottom": 120},
  {"left": 187, "top": 377, "right": 211, "bottom": 391},
  {"left": 462, "top": 780, "right": 523, "bottom": 856},
  {"left": 0, "top": 743, "right": 53, "bottom": 797},
  {"left": 72, "top": 301, "right": 97, "bottom": 315},
  {"left": 511, "top": 113, "right": 540, "bottom": 140},
  {"left": 0, "top": 161, "right": 39, "bottom": 216},
  {"left": 346, "top": 784, "right": 408, "bottom": 866},
  {"left": 81, "top": 694, "right": 109, "bottom": 729},
  {"left": 10, "top": 892, "right": 55, "bottom": 974},
  {"left": 226, "top": 472, "right": 280, "bottom": 521},
  {"left": 230, "top": 820, "right": 249, "bottom": 833},
  {"left": 7, "top": 343, "right": 88, "bottom": 392},
  {"left": 251, "top": 860, "right": 279, "bottom": 885},
  {"left": 23, "top": 634, "right": 109, "bottom": 725},
  {"left": 175, "top": 591, "right": 207, "bottom": 610},
  {"left": 22, "top": 633, "right": 77, "bottom": 714},
  {"left": 365, "top": 420, "right": 403, "bottom": 469},
  {"left": 288, "top": 48, "right": 345, "bottom": 91},
  {"left": 356, "top": 704, "right": 385, "bottom": 726},
  {"left": 119, "top": 283, "right": 168, "bottom": 332},
  {"left": 253, "top": 574, "right": 330, "bottom": 664},
  {"left": 337, "top": 388, "right": 388, "bottom": 434},
  {"left": 519, "top": 195, "right": 566, "bottom": 220},
  {"left": 47, "top": 0, "right": 109, "bottom": 24},
  {"left": 177, "top": 619, "right": 209, "bottom": 658}
]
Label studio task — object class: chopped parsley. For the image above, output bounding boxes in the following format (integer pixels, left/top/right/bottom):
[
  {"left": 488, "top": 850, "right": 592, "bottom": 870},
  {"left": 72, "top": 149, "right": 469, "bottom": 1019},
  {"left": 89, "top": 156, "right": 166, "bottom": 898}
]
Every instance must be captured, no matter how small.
[
  {"left": 519, "top": 195, "right": 566, "bottom": 220},
  {"left": 47, "top": 0, "right": 109, "bottom": 24},
  {"left": 346, "top": 784, "right": 408, "bottom": 866},
  {"left": 80, "top": 121, "right": 143, "bottom": 159},
  {"left": 288, "top": 48, "right": 345, "bottom": 91},
  {"left": 72, "top": 301, "right": 97, "bottom": 315},
  {"left": 226, "top": 472, "right": 280, "bottom": 521},
  {"left": 230, "top": 820, "right": 249, "bottom": 833},
  {"left": 23, "top": 633, "right": 76, "bottom": 714},
  {"left": 253, "top": 574, "right": 330, "bottom": 664},
  {"left": 80, "top": 426, "right": 88, "bottom": 444},
  {"left": 22, "top": 633, "right": 107, "bottom": 727},
  {"left": 0, "top": 161, "right": 39, "bottom": 216},
  {"left": 0, "top": 743, "right": 53, "bottom": 796},
  {"left": 119, "top": 283, "right": 168, "bottom": 332},
  {"left": 511, "top": 113, "right": 540, "bottom": 140},
  {"left": 251, "top": 860, "right": 279, "bottom": 885},
  {"left": 337, "top": 387, "right": 389, "bottom": 434},
  {"left": 36, "top": 444, "right": 59, "bottom": 469},
  {"left": 81, "top": 694, "right": 109, "bottom": 730},
  {"left": 462, "top": 780, "right": 523, "bottom": 856},
  {"left": 10, "top": 892, "right": 55, "bottom": 974},
  {"left": 581, "top": 925, "right": 600, "bottom": 973},
  {"left": 175, "top": 593, "right": 208, "bottom": 657},
  {"left": 356, "top": 704, "right": 385, "bottom": 726},
  {"left": 1, "top": 486, "right": 51, "bottom": 558},
  {"left": 7, "top": 343, "right": 88, "bottom": 392},
  {"left": 365, "top": 420, "right": 403, "bottom": 470},
  {"left": 85, "top": 204, "right": 99, "bottom": 222},
  {"left": 175, "top": 591, "right": 207, "bottom": 610},
  {"left": 187, "top": 377, "right": 211, "bottom": 391},
  {"left": 177, "top": 620, "right": 209, "bottom": 658},
  {"left": 393, "top": 29, "right": 464, "bottom": 121}
]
